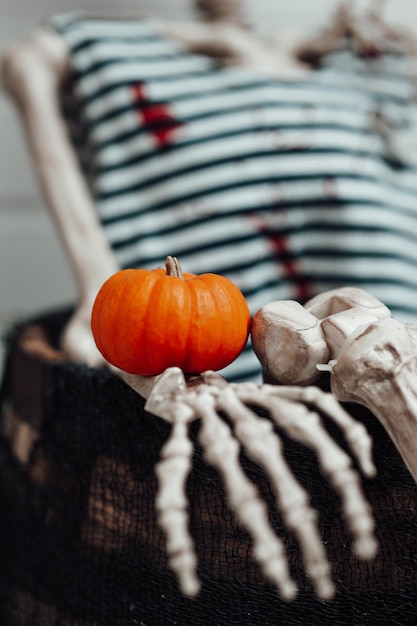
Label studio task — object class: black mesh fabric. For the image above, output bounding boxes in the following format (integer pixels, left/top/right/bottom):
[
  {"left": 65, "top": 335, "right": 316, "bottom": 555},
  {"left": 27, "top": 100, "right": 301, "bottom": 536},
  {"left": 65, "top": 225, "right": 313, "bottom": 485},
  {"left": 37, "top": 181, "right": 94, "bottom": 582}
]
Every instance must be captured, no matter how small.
[{"left": 1, "top": 309, "right": 417, "bottom": 625}]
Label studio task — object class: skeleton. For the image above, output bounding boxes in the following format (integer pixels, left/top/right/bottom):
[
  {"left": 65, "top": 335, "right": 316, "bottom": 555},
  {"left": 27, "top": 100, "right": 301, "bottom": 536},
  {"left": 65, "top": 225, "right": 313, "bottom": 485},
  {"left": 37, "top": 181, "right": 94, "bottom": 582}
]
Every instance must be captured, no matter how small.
[{"left": 3, "top": 0, "right": 417, "bottom": 604}]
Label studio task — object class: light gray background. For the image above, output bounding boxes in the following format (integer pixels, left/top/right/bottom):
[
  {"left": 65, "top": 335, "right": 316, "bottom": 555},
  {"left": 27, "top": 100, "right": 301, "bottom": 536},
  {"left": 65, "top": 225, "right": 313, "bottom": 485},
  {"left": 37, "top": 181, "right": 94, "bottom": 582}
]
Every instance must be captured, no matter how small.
[{"left": 0, "top": 0, "right": 416, "bottom": 370}]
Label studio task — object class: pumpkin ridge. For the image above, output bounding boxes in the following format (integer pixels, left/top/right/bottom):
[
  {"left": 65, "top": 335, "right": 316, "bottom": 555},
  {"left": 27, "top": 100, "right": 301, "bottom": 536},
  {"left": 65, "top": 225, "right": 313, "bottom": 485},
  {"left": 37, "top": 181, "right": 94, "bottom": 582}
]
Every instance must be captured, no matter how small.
[
  {"left": 96, "top": 269, "right": 161, "bottom": 374},
  {"left": 144, "top": 272, "right": 192, "bottom": 374},
  {"left": 125, "top": 271, "right": 163, "bottom": 374},
  {"left": 184, "top": 278, "right": 223, "bottom": 373},
  {"left": 198, "top": 273, "right": 250, "bottom": 368}
]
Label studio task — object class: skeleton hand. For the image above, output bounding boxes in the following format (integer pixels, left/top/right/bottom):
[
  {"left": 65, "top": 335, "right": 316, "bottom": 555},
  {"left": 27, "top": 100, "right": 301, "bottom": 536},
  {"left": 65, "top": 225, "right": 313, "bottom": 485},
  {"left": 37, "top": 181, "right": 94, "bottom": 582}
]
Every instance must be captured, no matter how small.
[
  {"left": 252, "top": 286, "right": 417, "bottom": 485},
  {"left": 118, "top": 364, "right": 377, "bottom": 601}
]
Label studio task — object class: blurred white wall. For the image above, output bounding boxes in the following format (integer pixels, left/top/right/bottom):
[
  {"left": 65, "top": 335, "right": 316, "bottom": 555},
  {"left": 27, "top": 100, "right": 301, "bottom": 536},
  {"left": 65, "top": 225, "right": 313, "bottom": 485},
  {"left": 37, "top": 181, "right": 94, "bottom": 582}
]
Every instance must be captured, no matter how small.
[{"left": 0, "top": 0, "right": 416, "bottom": 366}]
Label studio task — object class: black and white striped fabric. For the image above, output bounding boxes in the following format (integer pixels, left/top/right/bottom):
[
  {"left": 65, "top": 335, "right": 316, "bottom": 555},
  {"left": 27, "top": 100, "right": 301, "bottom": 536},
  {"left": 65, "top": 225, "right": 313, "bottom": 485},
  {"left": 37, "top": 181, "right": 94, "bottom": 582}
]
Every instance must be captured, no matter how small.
[{"left": 51, "top": 13, "right": 417, "bottom": 382}]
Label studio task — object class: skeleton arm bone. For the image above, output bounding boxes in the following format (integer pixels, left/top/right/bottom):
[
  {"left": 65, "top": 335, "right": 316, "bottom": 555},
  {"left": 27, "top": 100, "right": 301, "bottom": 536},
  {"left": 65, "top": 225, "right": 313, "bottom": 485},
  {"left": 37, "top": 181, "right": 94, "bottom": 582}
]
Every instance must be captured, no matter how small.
[{"left": 1, "top": 28, "right": 119, "bottom": 365}]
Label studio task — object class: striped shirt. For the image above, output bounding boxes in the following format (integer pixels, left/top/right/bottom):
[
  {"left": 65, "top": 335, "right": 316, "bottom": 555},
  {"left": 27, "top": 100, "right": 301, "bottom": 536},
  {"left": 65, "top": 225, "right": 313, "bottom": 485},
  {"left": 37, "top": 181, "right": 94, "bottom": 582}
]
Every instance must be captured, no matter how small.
[{"left": 50, "top": 13, "right": 417, "bottom": 382}]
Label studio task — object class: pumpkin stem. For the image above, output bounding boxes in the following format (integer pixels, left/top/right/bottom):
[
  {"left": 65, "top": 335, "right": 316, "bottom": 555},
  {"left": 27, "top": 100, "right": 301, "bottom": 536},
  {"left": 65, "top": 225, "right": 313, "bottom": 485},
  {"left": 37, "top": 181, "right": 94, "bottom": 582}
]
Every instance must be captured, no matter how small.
[{"left": 165, "top": 256, "right": 184, "bottom": 278}]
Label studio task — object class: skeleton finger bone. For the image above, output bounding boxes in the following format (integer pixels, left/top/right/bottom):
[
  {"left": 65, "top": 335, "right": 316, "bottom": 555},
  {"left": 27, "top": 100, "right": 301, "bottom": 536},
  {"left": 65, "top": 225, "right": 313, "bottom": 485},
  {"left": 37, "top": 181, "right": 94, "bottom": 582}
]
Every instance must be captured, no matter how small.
[
  {"left": 206, "top": 368, "right": 375, "bottom": 478},
  {"left": 305, "top": 286, "right": 391, "bottom": 361},
  {"left": 194, "top": 390, "right": 298, "bottom": 600},
  {"left": 155, "top": 412, "right": 200, "bottom": 597},
  {"left": 319, "top": 307, "right": 386, "bottom": 361},
  {"left": 234, "top": 384, "right": 377, "bottom": 560},
  {"left": 304, "top": 286, "right": 391, "bottom": 322},
  {"left": 251, "top": 300, "right": 330, "bottom": 385},
  {"left": 215, "top": 387, "right": 335, "bottom": 600},
  {"left": 255, "top": 384, "right": 376, "bottom": 479},
  {"left": 145, "top": 370, "right": 200, "bottom": 595},
  {"left": 259, "top": 395, "right": 376, "bottom": 560}
]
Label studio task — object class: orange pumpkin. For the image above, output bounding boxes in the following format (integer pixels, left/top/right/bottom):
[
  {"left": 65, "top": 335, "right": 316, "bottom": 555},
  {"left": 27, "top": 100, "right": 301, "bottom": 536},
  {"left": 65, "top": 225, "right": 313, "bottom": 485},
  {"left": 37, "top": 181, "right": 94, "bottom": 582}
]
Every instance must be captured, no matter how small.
[{"left": 91, "top": 256, "right": 250, "bottom": 376}]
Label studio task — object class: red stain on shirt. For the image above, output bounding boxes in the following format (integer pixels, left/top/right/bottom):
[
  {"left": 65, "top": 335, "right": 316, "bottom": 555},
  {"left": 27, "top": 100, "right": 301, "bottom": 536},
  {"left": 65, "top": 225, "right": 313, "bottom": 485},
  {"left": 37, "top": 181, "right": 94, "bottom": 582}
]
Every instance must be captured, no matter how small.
[
  {"left": 248, "top": 212, "right": 313, "bottom": 303},
  {"left": 132, "top": 83, "right": 183, "bottom": 147}
]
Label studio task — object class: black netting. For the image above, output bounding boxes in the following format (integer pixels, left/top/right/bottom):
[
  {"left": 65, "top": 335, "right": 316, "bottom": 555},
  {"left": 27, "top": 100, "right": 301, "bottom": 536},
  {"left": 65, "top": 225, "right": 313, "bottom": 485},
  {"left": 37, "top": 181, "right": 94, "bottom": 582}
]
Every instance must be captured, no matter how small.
[{"left": 1, "top": 309, "right": 417, "bottom": 625}]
